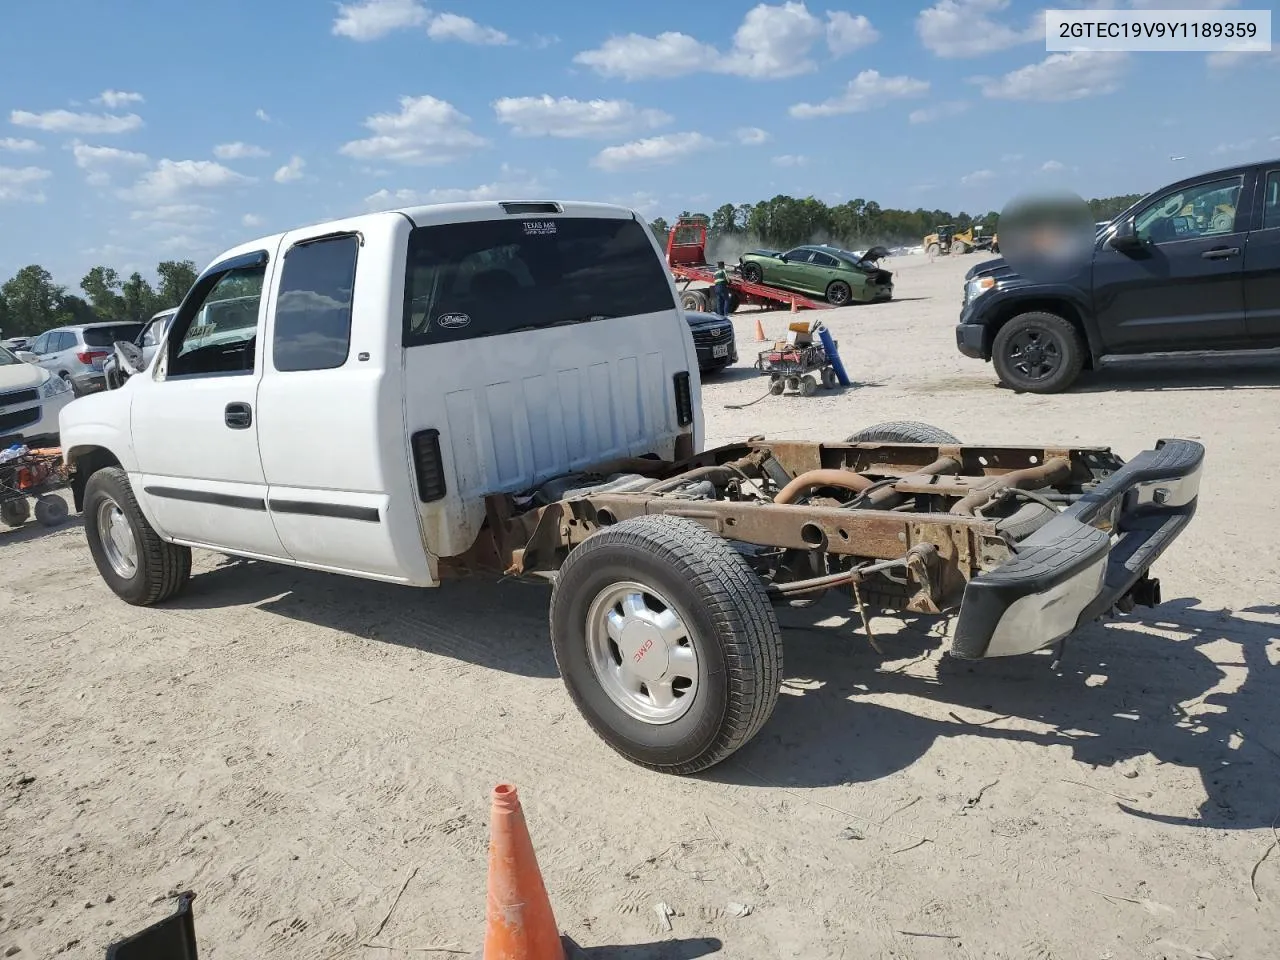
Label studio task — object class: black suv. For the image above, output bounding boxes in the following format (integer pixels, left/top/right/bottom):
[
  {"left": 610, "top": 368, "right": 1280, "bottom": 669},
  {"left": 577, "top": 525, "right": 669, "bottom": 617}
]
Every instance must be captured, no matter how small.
[{"left": 956, "top": 159, "right": 1280, "bottom": 392}]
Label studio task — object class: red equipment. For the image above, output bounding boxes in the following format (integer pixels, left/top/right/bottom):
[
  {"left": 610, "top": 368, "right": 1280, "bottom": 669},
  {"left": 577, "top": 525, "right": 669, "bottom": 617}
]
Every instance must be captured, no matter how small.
[{"left": 664, "top": 217, "right": 830, "bottom": 314}]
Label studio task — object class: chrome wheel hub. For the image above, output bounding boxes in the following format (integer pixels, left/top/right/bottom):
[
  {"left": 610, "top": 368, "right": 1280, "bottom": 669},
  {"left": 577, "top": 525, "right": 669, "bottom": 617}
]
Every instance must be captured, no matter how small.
[
  {"left": 586, "top": 581, "right": 699, "bottom": 724},
  {"left": 96, "top": 497, "right": 138, "bottom": 579}
]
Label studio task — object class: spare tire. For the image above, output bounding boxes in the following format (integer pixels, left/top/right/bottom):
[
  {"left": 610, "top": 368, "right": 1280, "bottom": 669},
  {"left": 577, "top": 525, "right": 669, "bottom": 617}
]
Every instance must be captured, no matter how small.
[{"left": 844, "top": 420, "right": 961, "bottom": 444}]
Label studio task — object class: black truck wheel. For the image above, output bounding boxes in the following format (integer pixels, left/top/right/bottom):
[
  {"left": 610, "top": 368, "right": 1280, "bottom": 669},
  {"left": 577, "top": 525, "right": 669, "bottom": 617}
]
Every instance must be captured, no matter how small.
[
  {"left": 1, "top": 497, "right": 30, "bottom": 527},
  {"left": 550, "top": 515, "right": 782, "bottom": 774},
  {"left": 992, "top": 311, "right": 1085, "bottom": 394},
  {"left": 845, "top": 421, "right": 961, "bottom": 444},
  {"left": 84, "top": 466, "right": 191, "bottom": 605}
]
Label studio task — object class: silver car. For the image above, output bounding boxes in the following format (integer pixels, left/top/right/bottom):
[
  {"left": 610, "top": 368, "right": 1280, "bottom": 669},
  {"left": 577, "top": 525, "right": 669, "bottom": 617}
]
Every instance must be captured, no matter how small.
[{"left": 18, "top": 321, "right": 145, "bottom": 396}]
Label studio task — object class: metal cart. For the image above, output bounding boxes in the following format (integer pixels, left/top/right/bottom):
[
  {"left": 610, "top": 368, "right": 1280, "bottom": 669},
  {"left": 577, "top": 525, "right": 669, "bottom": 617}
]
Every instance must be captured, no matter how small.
[
  {"left": 756, "top": 341, "right": 840, "bottom": 396},
  {"left": 0, "top": 446, "right": 70, "bottom": 528}
]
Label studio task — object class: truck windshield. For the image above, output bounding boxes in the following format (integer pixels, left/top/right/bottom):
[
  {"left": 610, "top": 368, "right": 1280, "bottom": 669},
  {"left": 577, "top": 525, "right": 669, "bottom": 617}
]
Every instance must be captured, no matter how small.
[{"left": 402, "top": 216, "right": 675, "bottom": 345}]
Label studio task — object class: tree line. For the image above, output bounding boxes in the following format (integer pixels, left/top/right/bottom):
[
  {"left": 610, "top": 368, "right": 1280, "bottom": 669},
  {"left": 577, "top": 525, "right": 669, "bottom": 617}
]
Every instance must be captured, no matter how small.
[
  {"left": 1, "top": 191, "right": 1148, "bottom": 339},
  {"left": 0, "top": 260, "right": 198, "bottom": 340},
  {"left": 647, "top": 193, "right": 1146, "bottom": 250}
]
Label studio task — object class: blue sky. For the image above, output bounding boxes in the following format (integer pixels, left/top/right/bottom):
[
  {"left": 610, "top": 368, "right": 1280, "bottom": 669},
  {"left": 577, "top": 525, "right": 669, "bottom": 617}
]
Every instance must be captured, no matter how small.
[{"left": 1, "top": 0, "right": 1276, "bottom": 288}]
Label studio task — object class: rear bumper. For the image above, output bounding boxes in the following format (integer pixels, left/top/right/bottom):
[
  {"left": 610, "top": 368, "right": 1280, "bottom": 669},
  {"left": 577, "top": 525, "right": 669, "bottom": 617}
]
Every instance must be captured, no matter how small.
[{"left": 951, "top": 438, "right": 1204, "bottom": 659}]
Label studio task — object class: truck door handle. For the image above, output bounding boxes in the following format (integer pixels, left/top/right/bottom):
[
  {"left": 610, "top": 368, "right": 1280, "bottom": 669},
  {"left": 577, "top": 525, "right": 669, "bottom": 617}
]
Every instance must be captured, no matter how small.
[
  {"left": 1201, "top": 247, "right": 1240, "bottom": 260},
  {"left": 224, "top": 402, "right": 252, "bottom": 429}
]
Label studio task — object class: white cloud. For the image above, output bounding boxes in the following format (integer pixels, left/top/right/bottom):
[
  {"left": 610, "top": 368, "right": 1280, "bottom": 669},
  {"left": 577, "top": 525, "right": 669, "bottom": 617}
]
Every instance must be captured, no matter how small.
[
  {"left": 908, "top": 100, "right": 970, "bottom": 123},
  {"left": 826, "top": 11, "right": 878, "bottom": 55},
  {"left": 427, "top": 13, "right": 511, "bottom": 45},
  {"left": 772, "top": 154, "right": 808, "bottom": 167},
  {"left": 1001, "top": 152, "right": 1024, "bottom": 162},
  {"left": 72, "top": 143, "right": 149, "bottom": 169},
  {"left": 574, "top": 2, "right": 879, "bottom": 80},
  {"left": 122, "top": 159, "right": 254, "bottom": 204},
  {"left": 214, "top": 142, "right": 270, "bottom": 160},
  {"left": 10, "top": 108, "right": 143, "bottom": 135},
  {"left": 917, "top": 0, "right": 1041, "bottom": 58},
  {"left": 532, "top": 34, "right": 560, "bottom": 49},
  {"left": 961, "top": 168, "right": 995, "bottom": 185},
  {"left": 735, "top": 126, "right": 771, "bottom": 145},
  {"left": 93, "top": 90, "right": 144, "bottom": 108},
  {"left": 974, "top": 52, "right": 1127, "bottom": 102},
  {"left": 492, "top": 96, "right": 670, "bottom": 139},
  {"left": 0, "top": 137, "right": 41, "bottom": 153},
  {"left": 591, "top": 132, "right": 716, "bottom": 172},
  {"left": 332, "top": 0, "right": 428, "bottom": 40},
  {"left": 790, "top": 70, "right": 929, "bottom": 118},
  {"left": 0, "top": 165, "right": 51, "bottom": 203},
  {"left": 364, "top": 168, "right": 544, "bottom": 208},
  {"left": 339, "top": 95, "right": 488, "bottom": 165},
  {"left": 255, "top": 108, "right": 272, "bottom": 123},
  {"left": 1040, "top": 159, "right": 1066, "bottom": 172},
  {"left": 242, "top": 213, "right": 265, "bottom": 227},
  {"left": 273, "top": 155, "right": 306, "bottom": 183}
]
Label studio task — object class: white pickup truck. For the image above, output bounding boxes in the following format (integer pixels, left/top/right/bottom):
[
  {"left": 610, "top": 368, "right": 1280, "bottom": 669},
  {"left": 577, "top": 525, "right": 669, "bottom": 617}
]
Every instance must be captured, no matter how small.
[{"left": 60, "top": 199, "right": 1204, "bottom": 775}]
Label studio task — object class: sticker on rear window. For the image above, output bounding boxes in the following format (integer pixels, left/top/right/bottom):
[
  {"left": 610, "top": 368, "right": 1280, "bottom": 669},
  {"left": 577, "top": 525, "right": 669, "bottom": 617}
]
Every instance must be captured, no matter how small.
[
  {"left": 436, "top": 312, "right": 471, "bottom": 329},
  {"left": 523, "top": 220, "right": 557, "bottom": 236}
]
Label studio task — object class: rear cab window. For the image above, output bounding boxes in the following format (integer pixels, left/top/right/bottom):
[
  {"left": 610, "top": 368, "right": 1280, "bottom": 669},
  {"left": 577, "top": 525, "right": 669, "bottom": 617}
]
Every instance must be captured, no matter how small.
[
  {"left": 1262, "top": 170, "right": 1280, "bottom": 231},
  {"left": 403, "top": 216, "right": 674, "bottom": 345},
  {"left": 83, "top": 324, "right": 144, "bottom": 347}
]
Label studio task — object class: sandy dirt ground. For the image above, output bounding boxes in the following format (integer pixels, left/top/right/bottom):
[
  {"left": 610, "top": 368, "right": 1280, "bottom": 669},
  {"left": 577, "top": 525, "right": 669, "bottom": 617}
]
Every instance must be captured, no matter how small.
[{"left": 3, "top": 253, "right": 1279, "bottom": 960}]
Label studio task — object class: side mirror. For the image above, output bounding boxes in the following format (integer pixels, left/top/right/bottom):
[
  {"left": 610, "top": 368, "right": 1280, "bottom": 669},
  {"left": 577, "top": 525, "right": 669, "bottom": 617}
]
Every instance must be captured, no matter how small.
[
  {"left": 777, "top": 254, "right": 788, "bottom": 263},
  {"left": 1109, "top": 217, "right": 1141, "bottom": 250},
  {"left": 114, "top": 340, "right": 145, "bottom": 376},
  {"left": 14, "top": 350, "right": 38, "bottom": 363}
]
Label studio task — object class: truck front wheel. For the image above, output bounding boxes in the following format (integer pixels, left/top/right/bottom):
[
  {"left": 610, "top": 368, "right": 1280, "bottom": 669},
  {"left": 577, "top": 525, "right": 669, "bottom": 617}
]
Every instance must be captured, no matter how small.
[
  {"left": 992, "top": 311, "right": 1085, "bottom": 394},
  {"left": 550, "top": 515, "right": 782, "bottom": 774},
  {"left": 84, "top": 466, "right": 191, "bottom": 606}
]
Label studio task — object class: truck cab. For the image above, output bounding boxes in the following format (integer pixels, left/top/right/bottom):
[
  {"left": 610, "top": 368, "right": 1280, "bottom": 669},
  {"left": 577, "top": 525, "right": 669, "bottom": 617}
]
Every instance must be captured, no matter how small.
[{"left": 60, "top": 200, "right": 702, "bottom": 588}]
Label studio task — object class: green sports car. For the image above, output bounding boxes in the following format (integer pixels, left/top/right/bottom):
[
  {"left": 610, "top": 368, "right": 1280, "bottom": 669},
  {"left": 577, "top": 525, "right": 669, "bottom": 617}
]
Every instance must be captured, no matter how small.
[{"left": 738, "top": 244, "right": 893, "bottom": 306}]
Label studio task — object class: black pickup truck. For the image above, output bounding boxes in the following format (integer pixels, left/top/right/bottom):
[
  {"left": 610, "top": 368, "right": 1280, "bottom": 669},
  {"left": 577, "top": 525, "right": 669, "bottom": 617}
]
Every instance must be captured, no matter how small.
[{"left": 956, "top": 158, "right": 1280, "bottom": 392}]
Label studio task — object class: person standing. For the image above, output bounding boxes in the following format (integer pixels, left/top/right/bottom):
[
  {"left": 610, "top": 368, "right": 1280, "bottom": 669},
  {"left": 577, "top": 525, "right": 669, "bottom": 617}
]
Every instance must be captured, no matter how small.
[{"left": 713, "top": 261, "right": 731, "bottom": 316}]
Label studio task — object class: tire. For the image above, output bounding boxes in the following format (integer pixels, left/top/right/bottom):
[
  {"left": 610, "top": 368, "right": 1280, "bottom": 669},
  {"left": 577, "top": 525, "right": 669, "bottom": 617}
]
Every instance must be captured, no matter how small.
[
  {"left": 844, "top": 420, "right": 961, "bottom": 444},
  {"left": 799, "top": 374, "right": 817, "bottom": 396},
  {"left": 991, "top": 311, "right": 1085, "bottom": 394},
  {"left": 768, "top": 377, "right": 785, "bottom": 395},
  {"left": 741, "top": 262, "right": 763, "bottom": 284},
  {"left": 821, "top": 366, "right": 838, "bottom": 389},
  {"left": 549, "top": 515, "right": 783, "bottom": 774},
  {"left": 951, "top": 241, "right": 969, "bottom": 255},
  {"left": 34, "top": 494, "right": 68, "bottom": 527},
  {"left": 726, "top": 290, "right": 741, "bottom": 314},
  {"left": 681, "top": 289, "right": 709, "bottom": 312},
  {"left": 83, "top": 466, "right": 191, "bottom": 606},
  {"left": 1, "top": 497, "right": 30, "bottom": 527},
  {"left": 926, "top": 243, "right": 941, "bottom": 257},
  {"left": 826, "top": 281, "right": 852, "bottom": 306}
]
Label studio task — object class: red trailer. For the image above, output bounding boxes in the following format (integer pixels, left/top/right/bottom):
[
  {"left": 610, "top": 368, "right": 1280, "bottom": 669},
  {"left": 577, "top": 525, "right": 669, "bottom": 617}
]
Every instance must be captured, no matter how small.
[{"left": 664, "top": 217, "right": 830, "bottom": 314}]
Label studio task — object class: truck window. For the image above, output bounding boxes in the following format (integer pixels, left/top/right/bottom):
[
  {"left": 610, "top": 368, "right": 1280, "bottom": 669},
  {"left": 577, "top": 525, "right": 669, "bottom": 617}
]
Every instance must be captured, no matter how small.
[
  {"left": 272, "top": 234, "right": 358, "bottom": 372},
  {"left": 1134, "top": 176, "right": 1243, "bottom": 244},
  {"left": 402, "top": 217, "right": 674, "bottom": 345},
  {"left": 1264, "top": 170, "right": 1280, "bottom": 230},
  {"left": 168, "top": 265, "right": 265, "bottom": 378},
  {"left": 83, "top": 324, "right": 143, "bottom": 347}
]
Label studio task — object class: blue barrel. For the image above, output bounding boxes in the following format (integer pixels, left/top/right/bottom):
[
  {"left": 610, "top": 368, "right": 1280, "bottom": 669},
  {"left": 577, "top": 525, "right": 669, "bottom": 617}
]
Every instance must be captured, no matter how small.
[{"left": 817, "top": 325, "right": 850, "bottom": 386}]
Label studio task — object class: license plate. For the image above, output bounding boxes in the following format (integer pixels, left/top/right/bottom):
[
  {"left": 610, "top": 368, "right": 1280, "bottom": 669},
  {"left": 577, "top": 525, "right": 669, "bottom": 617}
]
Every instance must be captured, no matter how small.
[{"left": 712, "top": 344, "right": 729, "bottom": 358}]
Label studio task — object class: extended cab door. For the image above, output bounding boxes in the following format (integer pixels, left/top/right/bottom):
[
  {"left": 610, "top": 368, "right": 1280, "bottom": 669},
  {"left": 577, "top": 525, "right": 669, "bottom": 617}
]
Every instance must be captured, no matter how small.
[
  {"left": 255, "top": 217, "right": 432, "bottom": 585},
  {"left": 1092, "top": 173, "right": 1251, "bottom": 352},
  {"left": 130, "top": 247, "right": 290, "bottom": 559},
  {"left": 1244, "top": 167, "right": 1280, "bottom": 342}
]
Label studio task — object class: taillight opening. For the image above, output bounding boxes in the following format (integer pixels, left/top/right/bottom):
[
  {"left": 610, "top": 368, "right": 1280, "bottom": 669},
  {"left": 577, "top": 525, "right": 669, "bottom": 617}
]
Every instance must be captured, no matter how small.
[
  {"left": 411, "top": 429, "right": 447, "bottom": 502},
  {"left": 673, "top": 371, "right": 693, "bottom": 427}
]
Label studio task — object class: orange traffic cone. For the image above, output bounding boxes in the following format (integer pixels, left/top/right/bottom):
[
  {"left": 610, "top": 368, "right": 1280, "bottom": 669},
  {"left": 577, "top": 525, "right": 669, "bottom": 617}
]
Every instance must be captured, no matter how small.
[
  {"left": 483, "top": 784, "right": 565, "bottom": 960},
  {"left": 753, "top": 315, "right": 766, "bottom": 342}
]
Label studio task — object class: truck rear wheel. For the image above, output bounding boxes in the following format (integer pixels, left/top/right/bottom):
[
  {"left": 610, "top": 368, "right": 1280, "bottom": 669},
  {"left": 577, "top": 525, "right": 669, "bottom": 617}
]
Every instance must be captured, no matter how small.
[
  {"left": 84, "top": 466, "right": 191, "bottom": 606},
  {"left": 680, "top": 289, "right": 709, "bottom": 312},
  {"left": 992, "top": 311, "right": 1085, "bottom": 394},
  {"left": 550, "top": 515, "right": 782, "bottom": 774}
]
